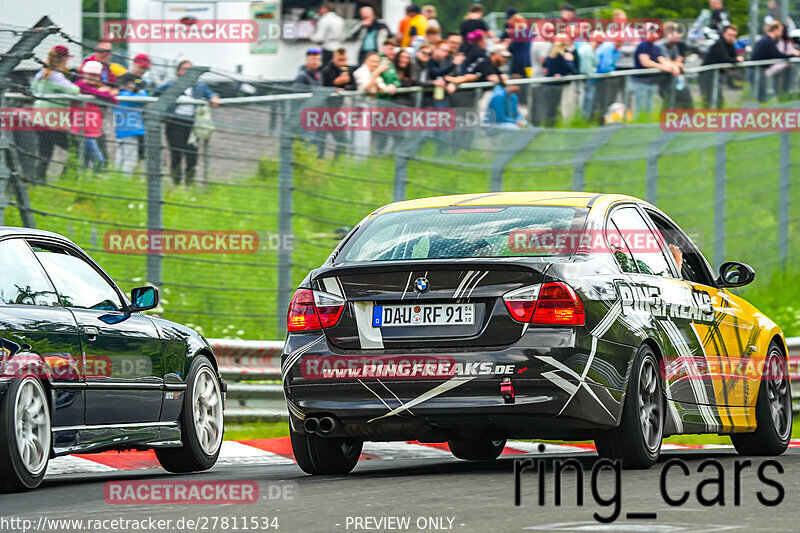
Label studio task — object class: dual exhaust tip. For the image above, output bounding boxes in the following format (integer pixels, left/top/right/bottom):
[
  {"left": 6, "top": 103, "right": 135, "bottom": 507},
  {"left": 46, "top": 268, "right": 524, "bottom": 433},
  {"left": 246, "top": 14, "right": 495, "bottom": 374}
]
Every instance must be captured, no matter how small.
[{"left": 303, "top": 416, "right": 337, "bottom": 435}]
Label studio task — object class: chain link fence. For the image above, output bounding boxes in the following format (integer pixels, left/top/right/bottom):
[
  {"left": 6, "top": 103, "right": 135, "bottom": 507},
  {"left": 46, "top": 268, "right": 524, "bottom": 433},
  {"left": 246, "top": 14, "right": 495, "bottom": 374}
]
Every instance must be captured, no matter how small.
[{"left": 1, "top": 19, "right": 799, "bottom": 340}]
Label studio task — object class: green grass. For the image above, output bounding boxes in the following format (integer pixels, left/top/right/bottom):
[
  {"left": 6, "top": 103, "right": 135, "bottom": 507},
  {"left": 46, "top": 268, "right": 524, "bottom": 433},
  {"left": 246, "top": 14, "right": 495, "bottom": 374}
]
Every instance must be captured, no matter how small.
[
  {"left": 6, "top": 127, "right": 799, "bottom": 339},
  {"left": 224, "top": 422, "right": 289, "bottom": 441}
]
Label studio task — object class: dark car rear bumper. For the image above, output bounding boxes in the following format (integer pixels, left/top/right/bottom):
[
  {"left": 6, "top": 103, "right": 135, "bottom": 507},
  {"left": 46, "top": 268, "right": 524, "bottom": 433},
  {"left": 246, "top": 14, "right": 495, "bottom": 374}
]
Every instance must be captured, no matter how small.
[{"left": 282, "top": 330, "right": 634, "bottom": 441}]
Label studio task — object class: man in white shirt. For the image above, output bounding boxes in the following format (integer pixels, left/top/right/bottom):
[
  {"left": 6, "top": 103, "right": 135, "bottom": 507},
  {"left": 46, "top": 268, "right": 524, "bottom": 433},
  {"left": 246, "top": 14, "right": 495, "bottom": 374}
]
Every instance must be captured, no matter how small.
[{"left": 311, "top": 2, "right": 346, "bottom": 65}]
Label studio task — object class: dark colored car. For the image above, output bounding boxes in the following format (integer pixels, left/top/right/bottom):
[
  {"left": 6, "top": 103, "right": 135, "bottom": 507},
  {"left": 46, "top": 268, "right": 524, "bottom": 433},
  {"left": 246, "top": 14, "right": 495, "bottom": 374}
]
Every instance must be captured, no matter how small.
[
  {"left": 283, "top": 192, "right": 790, "bottom": 473},
  {"left": 0, "top": 228, "right": 225, "bottom": 491}
]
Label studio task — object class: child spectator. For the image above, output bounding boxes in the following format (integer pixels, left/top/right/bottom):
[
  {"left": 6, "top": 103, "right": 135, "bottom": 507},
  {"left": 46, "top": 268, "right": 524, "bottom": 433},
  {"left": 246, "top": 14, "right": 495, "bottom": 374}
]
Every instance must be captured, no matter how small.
[
  {"left": 113, "top": 72, "right": 147, "bottom": 174},
  {"left": 73, "top": 60, "right": 118, "bottom": 172}
]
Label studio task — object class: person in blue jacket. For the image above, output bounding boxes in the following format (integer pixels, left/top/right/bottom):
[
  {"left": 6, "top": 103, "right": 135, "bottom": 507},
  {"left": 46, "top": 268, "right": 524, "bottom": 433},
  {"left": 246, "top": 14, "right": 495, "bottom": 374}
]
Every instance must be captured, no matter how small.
[
  {"left": 485, "top": 80, "right": 524, "bottom": 129},
  {"left": 114, "top": 73, "right": 147, "bottom": 174}
]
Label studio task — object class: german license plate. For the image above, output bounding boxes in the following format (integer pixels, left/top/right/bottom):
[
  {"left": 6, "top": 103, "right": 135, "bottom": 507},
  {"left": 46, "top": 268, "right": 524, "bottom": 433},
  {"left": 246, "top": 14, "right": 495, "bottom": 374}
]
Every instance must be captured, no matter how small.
[{"left": 372, "top": 303, "right": 475, "bottom": 327}]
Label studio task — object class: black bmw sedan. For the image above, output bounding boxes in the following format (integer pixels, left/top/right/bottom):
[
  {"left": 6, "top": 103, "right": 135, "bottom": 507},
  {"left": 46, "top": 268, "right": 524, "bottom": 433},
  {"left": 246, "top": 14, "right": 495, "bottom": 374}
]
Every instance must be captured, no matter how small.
[{"left": 0, "top": 228, "right": 225, "bottom": 491}]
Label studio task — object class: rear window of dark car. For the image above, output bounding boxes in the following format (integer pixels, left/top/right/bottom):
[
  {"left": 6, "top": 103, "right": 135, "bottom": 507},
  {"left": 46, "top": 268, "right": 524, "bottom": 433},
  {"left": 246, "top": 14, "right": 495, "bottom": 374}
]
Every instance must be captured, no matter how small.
[{"left": 340, "top": 205, "right": 589, "bottom": 262}]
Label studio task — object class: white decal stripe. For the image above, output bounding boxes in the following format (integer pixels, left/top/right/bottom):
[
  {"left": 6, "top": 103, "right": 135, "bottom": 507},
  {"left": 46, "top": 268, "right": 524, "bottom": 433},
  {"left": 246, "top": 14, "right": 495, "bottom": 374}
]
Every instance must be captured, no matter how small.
[
  {"left": 281, "top": 336, "right": 323, "bottom": 372},
  {"left": 354, "top": 301, "right": 384, "bottom": 349},
  {"left": 281, "top": 337, "right": 325, "bottom": 379},
  {"left": 660, "top": 320, "right": 718, "bottom": 430},
  {"left": 377, "top": 379, "right": 413, "bottom": 414},
  {"left": 464, "top": 271, "right": 488, "bottom": 299},
  {"left": 453, "top": 271, "right": 476, "bottom": 299},
  {"left": 286, "top": 401, "right": 305, "bottom": 420},
  {"left": 368, "top": 376, "right": 476, "bottom": 422},
  {"left": 358, "top": 379, "right": 394, "bottom": 411},
  {"left": 401, "top": 271, "right": 413, "bottom": 300},
  {"left": 591, "top": 300, "right": 622, "bottom": 338},
  {"left": 542, "top": 370, "right": 579, "bottom": 395},
  {"left": 666, "top": 393, "right": 684, "bottom": 433}
]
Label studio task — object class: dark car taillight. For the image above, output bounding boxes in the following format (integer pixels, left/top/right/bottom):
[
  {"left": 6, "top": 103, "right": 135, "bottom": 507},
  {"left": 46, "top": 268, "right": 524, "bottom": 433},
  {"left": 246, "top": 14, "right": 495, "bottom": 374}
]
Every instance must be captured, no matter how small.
[
  {"left": 503, "top": 282, "right": 584, "bottom": 326},
  {"left": 287, "top": 289, "right": 346, "bottom": 332},
  {"left": 532, "top": 282, "right": 584, "bottom": 325},
  {"left": 502, "top": 284, "right": 541, "bottom": 322}
]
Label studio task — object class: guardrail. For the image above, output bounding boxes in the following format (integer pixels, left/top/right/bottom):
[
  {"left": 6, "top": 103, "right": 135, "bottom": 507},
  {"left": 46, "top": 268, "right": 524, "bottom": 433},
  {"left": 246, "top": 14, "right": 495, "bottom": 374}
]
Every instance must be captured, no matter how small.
[
  {"left": 210, "top": 338, "right": 284, "bottom": 422},
  {"left": 215, "top": 336, "right": 800, "bottom": 423}
]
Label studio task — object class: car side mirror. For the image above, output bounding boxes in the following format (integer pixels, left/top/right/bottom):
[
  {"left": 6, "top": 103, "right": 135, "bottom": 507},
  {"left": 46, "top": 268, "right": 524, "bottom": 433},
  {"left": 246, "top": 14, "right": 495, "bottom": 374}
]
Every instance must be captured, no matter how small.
[
  {"left": 716, "top": 261, "right": 755, "bottom": 288},
  {"left": 130, "top": 286, "right": 159, "bottom": 311}
]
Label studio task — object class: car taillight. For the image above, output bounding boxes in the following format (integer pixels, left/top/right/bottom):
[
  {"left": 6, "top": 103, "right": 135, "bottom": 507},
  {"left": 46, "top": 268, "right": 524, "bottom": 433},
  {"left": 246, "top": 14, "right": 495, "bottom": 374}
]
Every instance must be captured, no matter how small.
[
  {"left": 532, "top": 282, "right": 584, "bottom": 326},
  {"left": 503, "top": 284, "right": 541, "bottom": 323},
  {"left": 287, "top": 289, "right": 346, "bottom": 332},
  {"left": 503, "top": 282, "right": 584, "bottom": 326},
  {"left": 313, "top": 290, "right": 346, "bottom": 328}
]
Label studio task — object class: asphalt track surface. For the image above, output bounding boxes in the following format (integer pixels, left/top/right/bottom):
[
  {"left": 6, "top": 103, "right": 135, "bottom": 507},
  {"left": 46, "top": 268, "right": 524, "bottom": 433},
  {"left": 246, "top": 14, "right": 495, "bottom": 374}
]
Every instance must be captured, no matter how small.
[{"left": 2, "top": 448, "right": 800, "bottom": 533}]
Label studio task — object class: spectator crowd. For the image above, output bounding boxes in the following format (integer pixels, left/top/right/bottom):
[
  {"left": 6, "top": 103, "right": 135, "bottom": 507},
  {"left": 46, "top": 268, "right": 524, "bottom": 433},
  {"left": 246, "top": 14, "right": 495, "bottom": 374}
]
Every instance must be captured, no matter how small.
[
  {"left": 21, "top": 0, "right": 800, "bottom": 181},
  {"left": 294, "top": 1, "right": 800, "bottom": 129}
]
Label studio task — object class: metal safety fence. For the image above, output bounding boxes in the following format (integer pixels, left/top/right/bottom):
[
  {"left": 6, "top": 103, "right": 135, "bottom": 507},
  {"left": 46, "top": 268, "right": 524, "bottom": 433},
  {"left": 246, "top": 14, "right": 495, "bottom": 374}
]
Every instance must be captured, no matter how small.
[{"left": 1, "top": 19, "right": 799, "bottom": 341}]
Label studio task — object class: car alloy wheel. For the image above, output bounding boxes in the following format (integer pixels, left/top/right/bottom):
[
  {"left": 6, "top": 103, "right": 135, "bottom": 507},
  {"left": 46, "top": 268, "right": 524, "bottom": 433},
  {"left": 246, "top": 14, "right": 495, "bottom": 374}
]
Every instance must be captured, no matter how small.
[
  {"left": 192, "top": 366, "right": 223, "bottom": 455},
  {"left": 14, "top": 378, "right": 51, "bottom": 477},
  {"left": 638, "top": 355, "right": 663, "bottom": 453},
  {"left": 765, "top": 347, "right": 791, "bottom": 441}
]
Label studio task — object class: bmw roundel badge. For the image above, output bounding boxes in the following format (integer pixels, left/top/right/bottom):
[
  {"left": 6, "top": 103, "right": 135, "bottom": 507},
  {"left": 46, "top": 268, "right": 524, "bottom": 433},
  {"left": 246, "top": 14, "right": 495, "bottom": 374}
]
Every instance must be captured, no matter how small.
[{"left": 414, "top": 277, "right": 429, "bottom": 293}]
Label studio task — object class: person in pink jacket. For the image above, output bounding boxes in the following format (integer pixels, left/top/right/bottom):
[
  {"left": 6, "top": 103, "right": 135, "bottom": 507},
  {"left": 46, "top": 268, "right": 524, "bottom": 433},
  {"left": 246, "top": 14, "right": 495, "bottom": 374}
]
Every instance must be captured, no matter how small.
[{"left": 73, "top": 60, "right": 117, "bottom": 171}]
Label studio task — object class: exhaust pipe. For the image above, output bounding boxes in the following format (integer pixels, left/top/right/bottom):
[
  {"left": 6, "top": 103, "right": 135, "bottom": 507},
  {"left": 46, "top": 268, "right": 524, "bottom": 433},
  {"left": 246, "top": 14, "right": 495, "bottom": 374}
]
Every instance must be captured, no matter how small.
[
  {"left": 303, "top": 417, "right": 319, "bottom": 433},
  {"left": 318, "top": 416, "right": 336, "bottom": 433}
]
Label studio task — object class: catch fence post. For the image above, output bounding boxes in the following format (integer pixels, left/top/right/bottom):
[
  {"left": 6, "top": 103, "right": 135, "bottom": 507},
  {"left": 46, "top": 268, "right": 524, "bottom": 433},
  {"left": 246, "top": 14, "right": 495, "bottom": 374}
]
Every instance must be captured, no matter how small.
[{"left": 144, "top": 66, "right": 208, "bottom": 288}]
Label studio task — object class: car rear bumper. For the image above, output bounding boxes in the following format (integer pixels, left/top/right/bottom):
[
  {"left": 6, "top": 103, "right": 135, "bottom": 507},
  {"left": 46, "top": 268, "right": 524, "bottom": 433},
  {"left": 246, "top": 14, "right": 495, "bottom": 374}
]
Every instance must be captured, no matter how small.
[{"left": 282, "top": 330, "right": 634, "bottom": 441}]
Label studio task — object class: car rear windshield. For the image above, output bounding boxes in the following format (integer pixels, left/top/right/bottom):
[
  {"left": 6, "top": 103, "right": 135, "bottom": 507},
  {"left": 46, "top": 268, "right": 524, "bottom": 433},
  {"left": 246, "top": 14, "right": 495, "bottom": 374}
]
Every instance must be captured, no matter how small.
[{"left": 340, "top": 205, "right": 589, "bottom": 262}]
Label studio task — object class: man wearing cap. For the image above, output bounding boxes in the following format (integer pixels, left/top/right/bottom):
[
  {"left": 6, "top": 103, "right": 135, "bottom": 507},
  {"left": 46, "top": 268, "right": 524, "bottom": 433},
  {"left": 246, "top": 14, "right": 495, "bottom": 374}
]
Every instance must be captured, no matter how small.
[
  {"left": 128, "top": 53, "right": 157, "bottom": 91},
  {"left": 293, "top": 48, "right": 323, "bottom": 89}
]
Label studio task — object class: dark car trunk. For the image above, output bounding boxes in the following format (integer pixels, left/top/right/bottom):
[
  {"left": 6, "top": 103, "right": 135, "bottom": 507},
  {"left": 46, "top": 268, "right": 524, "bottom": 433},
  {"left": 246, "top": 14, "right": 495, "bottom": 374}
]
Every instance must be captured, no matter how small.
[{"left": 311, "top": 260, "right": 549, "bottom": 350}]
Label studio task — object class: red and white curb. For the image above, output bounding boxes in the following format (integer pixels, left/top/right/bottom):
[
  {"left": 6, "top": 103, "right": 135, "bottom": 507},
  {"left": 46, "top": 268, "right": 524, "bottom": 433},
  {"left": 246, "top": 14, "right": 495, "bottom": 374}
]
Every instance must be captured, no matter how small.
[{"left": 45, "top": 439, "right": 800, "bottom": 478}]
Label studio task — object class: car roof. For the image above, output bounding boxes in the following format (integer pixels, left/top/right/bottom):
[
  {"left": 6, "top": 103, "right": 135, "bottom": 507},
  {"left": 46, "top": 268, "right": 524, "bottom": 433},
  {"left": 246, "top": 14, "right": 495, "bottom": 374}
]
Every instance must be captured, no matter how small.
[
  {"left": 0, "top": 226, "right": 70, "bottom": 239},
  {"left": 0, "top": 226, "right": 79, "bottom": 247},
  {"left": 374, "top": 192, "right": 647, "bottom": 215}
]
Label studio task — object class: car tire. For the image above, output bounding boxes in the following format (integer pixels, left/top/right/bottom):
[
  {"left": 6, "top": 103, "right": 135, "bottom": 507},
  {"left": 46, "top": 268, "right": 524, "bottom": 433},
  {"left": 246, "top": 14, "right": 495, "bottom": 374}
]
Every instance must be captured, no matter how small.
[
  {"left": 731, "top": 341, "right": 791, "bottom": 457},
  {"left": 156, "top": 356, "right": 223, "bottom": 473},
  {"left": 290, "top": 430, "right": 362, "bottom": 475},
  {"left": 448, "top": 439, "right": 506, "bottom": 461},
  {"left": 595, "top": 344, "right": 663, "bottom": 469},
  {"left": 0, "top": 377, "right": 51, "bottom": 492}
]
